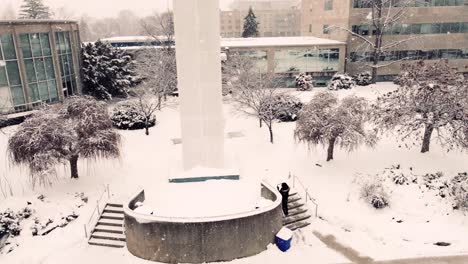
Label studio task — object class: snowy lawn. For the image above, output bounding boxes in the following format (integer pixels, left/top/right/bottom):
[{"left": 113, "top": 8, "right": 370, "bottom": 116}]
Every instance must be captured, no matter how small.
[{"left": 1, "top": 83, "right": 467, "bottom": 263}]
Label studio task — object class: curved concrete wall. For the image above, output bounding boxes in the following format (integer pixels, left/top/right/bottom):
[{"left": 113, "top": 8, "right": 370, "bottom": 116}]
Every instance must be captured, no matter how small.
[{"left": 124, "top": 182, "right": 283, "bottom": 263}]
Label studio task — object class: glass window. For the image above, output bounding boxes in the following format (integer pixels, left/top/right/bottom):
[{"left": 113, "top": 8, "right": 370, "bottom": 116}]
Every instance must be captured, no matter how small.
[
  {"left": 35, "top": 58, "right": 46, "bottom": 81},
  {"left": 38, "top": 81, "right": 49, "bottom": 100},
  {"left": 19, "top": 34, "right": 32, "bottom": 58},
  {"left": 324, "top": 0, "right": 333, "bottom": 10},
  {"left": 30, "top": 33, "right": 42, "bottom": 57},
  {"left": 48, "top": 80, "right": 58, "bottom": 100},
  {"left": 10, "top": 86, "right": 25, "bottom": 105},
  {"left": 44, "top": 57, "right": 55, "bottom": 79},
  {"left": 0, "top": 66, "right": 8, "bottom": 87},
  {"left": 1, "top": 34, "right": 16, "bottom": 60},
  {"left": 6, "top": 61, "right": 21, "bottom": 85},
  {"left": 463, "top": 22, "right": 468, "bottom": 33},
  {"left": 431, "top": 23, "right": 441, "bottom": 34},
  {"left": 323, "top": 25, "right": 330, "bottom": 34},
  {"left": 29, "top": 83, "right": 39, "bottom": 102},
  {"left": 40, "top": 33, "right": 51, "bottom": 56},
  {"left": 25, "top": 59, "right": 37, "bottom": 83},
  {"left": 420, "top": 24, "right": 432, "bottom": 34}
]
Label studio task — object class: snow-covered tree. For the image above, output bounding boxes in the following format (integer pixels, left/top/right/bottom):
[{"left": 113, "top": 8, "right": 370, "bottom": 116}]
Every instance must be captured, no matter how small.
[
  {"left": 330, "top": 0, "right": 416, "bottom": 82},
  {"left": 78, "top": 18, "right": 91, "bottom": 42},
  {"left": 242, "top": 7, "right": 259, "bottom": 38},
  {"left": 227, "top": 54, "right": 280, "bottom": 143},
  {"left": 81, "top": 41, "right": 139, "bottom": 100},
  {"left": 372, "top": 60, "right": 468, "bottom": 153},
  {"left": 134, "top": 89, "right": 160, "bottom": 136},
  {"left": 8, "top": 97, "right": 121, "bottom": 184},
  {"left": 135, "top": 48, "right": 177, "bottom": 108},
  {"left": 19, "top": 0, "right": 51, "bottom": 19},
  {"left": 295, "top": 92, "right": 377, "bottom": 161},
  {"left": 328, "top": 73, "right": 355, "bottom": 90},
  {"left": 295, "top": 73, "right": 313, "bottom": 91},
  {"left": 111, "top": 101, "right": 156, "bottom": 134}
]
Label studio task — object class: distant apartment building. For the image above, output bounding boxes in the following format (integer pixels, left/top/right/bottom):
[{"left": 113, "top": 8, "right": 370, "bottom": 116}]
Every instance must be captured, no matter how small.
[
  {"left": 220, "top": 0, "right": 301, "bottom": 38},
  {"left": 301, "top": 0, "right": 468, "bottom": 80}
]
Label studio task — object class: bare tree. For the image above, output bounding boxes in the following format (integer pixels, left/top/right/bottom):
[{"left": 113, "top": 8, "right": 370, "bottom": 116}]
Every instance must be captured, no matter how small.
[
  {"left": 295, "top": 92, "right": 377, "bottom": 161},
  {"left": 226, "top": 54, "right": 280, "bottom": 143},
  {"left": 134, "top": 89, "right": 160, "bottom": 136},
  {"left": 52, "top": 6, "right": 75, "bottom": 20},
  {"left": 372, "top": 60, "right": 468, "bottom": 153},
  {"left": 331, "top": 0, "right": 418, "bottom": 82},
  {"left": 141, "top": 11, "right": 174, "bottom": 50},
  {"left": 8, "top": 97, "right": 120, "bottom": 185},
  {"left": 134, "top": 48, "right": 177, "bottom": 108}
]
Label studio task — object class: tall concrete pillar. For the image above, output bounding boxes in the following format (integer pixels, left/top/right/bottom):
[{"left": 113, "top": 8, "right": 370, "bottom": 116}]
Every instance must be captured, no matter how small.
[{"left": 173, "top": 0, "right": 225, "bottom": 170}]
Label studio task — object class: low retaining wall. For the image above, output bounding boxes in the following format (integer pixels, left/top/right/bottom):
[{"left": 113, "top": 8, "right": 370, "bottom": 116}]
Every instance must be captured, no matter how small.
[{"left": 124, "top": 181, "right": 283, "bottom": 263}]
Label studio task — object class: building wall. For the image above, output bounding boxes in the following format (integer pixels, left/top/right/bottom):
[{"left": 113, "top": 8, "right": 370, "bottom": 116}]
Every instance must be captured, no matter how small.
[
  {"left": 301, "top": 0, "right": 468, "bottom": 78},
  {"left": 0, "top": 21, "right": 81, "bottom": 114}
]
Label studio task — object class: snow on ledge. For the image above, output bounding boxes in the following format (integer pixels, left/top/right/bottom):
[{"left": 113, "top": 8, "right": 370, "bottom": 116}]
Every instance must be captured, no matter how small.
[{"left": 221, "top": 36, "right": 345, "bottom": 48}]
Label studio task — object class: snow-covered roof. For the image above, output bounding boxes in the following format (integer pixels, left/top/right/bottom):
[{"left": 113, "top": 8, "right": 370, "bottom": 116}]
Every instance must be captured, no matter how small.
[
  {"left": 221, "top": 36, "right": 345, "bottom": 48},
  {"left": 0, "top": 20, "right": 77, "bottom": 25},
  {"left": 101, "top": 36, "right": 168, "bottom": 43}
]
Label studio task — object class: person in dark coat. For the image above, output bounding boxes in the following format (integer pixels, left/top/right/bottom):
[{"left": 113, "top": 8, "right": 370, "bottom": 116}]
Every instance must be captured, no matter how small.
[{"left": 278, "top": 182, "right": 290, "bottom": 216}]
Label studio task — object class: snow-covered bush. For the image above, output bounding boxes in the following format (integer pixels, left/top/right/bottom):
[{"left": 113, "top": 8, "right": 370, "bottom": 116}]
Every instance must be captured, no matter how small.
[
  {"left": 393, "top": 174, "right": 408, "bottom": 185},
  {"left": 111, "top": 102, "right": 156, "bottom": 130},
  {"left": 270, "top": 94, "right": 302, "bottom": 122},
  {"left": 328, "top": 73, "right": 355, "bottom": 90},
  {"left": 353, "top": 72, "right": 372, "bottom": 86},
  {"left": 0, "top": 209, "right": 22, "bottom": 237},
  {"left": 360, "top": 180, "right": 389, "bottom": 209},
  {"left": 82, "top": 41, "right": 140, "bottom": 100},
  {"left": 451, "top": 172, "right": 468, "bottom": 211},
  {"left": 295, "top": 73, "right": 313, "bottom": 91}
]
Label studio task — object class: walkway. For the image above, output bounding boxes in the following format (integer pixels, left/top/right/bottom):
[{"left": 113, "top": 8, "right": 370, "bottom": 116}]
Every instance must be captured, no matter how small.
[{"left": 313, "top": 231, "right": 468, "bottom": 264}]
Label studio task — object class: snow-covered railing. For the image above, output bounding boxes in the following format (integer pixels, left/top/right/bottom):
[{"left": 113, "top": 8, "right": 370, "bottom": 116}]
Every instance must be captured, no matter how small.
[
  {"left": 83, "top": 184, "right": 110, "bottom": 238},
  {"left": 289, "top": 172, "right": 319, "bottom": 218}
]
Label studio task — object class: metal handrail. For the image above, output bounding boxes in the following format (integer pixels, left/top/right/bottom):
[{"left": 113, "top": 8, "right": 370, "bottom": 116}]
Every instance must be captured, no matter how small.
[
  {"left": 84, "top": 184, "right": 110, "bottom": 238},
  {"left": 289, "top": 172, "right": 319, "bottom": 218}
]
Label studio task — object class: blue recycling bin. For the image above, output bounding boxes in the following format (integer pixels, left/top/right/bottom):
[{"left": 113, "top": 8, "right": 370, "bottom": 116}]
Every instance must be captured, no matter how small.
[{"left": 275, "top": 227, "right": 293, "bottom": 252}]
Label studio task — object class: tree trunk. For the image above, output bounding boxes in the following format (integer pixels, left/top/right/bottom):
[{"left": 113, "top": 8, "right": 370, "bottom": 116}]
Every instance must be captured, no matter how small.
[
  {"left": 259, "top": 118, "right": 263, "bottom": 128},
  {"left": 327, "top": 137, "right": 336, "bottom": 161},
  {"left": 145, "top": 126, "right": 149, "bottom": 135},
  {"left": 268, "top": 124, "right": 274, "bottom": 144},
  {"left": 371, "top": 2, "right": 383, "bottom": 84},
  {"left": 70, "top": 155, "right": 79, "bottom": 179},
  {"left": 421, "top": 124, "right": 434, "bottom": 153}
]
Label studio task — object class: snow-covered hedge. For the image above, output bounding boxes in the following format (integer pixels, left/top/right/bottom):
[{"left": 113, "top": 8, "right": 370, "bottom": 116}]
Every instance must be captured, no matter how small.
[
  {"left": 451, "top": 172, "right": 468, "bottom": 211},
  {"left": 111, "top": 103, "right": 155, "bottom": 130},
  {"left": 0, "top": 208, "right": 32, "bottom": 238},
  {"left": 360, "top": 180, "right": 389, "bottom": 209},
  {"left": 328, "top": 73, "right": 355, "bottom": 90},
  {"left": 295, "top": 73, "right": 313, "bottom": 91},
  {"left": 353, "top": 72, "right": 372, "bottom": 86},
  {"left": 270, "top": 94, "right": 303, "bottom": 122}
]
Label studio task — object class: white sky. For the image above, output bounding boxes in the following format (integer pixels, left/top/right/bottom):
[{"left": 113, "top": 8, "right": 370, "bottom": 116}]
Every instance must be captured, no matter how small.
[{"left": 5, "top": 0, "right": 237, "bottom": 18}]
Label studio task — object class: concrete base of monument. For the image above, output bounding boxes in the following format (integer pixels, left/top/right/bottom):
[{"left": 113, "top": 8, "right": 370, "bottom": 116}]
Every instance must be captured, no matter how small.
[{"left": 123, "top": 181, "right": 283, "bottom": 263}]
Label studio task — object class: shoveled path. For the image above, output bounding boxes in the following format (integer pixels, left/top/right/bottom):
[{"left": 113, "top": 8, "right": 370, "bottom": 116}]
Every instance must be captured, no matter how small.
[{"left": 313, "top": 231, "right": 468, "bottom": 264}]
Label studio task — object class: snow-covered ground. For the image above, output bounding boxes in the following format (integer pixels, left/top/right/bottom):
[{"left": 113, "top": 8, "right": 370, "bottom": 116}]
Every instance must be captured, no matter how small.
[{"left": 1, "top": 83, "right": 467, "bottom": 263}]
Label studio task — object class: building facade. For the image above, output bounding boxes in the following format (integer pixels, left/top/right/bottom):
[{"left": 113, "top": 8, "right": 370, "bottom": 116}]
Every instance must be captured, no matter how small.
[
  {"left": 222, "top": 36, "right": 346, "bottom": 87},
  {"left": 0, "top": 20, "right": 81, "bottom": 114},
  {"left": 301, "top": 0, "right": 468, "bottom": 80},
  {"left": 220, "top": 0, "right": 301, "bottom": 38}
]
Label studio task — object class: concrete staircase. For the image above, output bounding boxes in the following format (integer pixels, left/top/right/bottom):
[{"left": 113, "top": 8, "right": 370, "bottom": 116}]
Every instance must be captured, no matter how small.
[
  {"left": 283, "top": 191, "right": 311, "bottom": 231},
  {"left": 88, "top": 203, "right": 126, "bottom": 248}
]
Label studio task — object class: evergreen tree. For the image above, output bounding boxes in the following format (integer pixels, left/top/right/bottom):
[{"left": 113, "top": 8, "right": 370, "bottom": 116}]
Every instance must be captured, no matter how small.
[
  {"left": 19, "top": 0, "right": 51, "bottom": 19},
  {"left": 81, "top": 41, "right": 139, "bottom": 100},
  {"left": 242, "top": 7, "right": 259, "bottom": 38}
]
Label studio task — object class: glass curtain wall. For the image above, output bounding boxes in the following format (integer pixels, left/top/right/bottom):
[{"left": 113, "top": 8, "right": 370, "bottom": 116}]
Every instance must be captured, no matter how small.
[
  {"left": 274, "top": 48, "right": 339, "bottom": 73},
  {"left": 55, "top": 31, "right": 77, "bottom": 97},
  {"left": 19, "top": 33, "right": 59, "bottom": 105},
  {"left": 0, "top": 33, "right": 25, "bottom": 112}
]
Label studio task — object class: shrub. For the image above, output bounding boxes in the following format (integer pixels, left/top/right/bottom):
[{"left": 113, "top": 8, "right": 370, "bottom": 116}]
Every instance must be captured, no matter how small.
[
  {"left": 0, "top": 209, "right": 22, "bottom": 237},
  {"left": 111, "top": 102, "right": 156, "bottom": 130},
  {"left": 451, "top": 172, "right": 468, "bottom": 211},
  {"left": 353, "top": 72, "right": 372, "bottom": 86},
  {"left": 360, "top": 180, "right": 389, "bottom": 209},
  {"left": 328, "top": 73, "right": 355, "bottom": 90},
  {"left": 393, "top": 174, "right": 408, "bottom": 185},
  {"left": 271, "top": 94, "right": 302, "bottom": 122},
  {"left": 295, "top": 73, "right": 313, "bottom": 91}
]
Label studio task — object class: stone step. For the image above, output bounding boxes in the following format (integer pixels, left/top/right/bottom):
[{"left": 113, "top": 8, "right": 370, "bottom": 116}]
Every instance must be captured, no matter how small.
[
  {"left": 101, "top": 212, "right": 124, "bottom": 221},
  {"left": 97, "top": 218, "right": 123, "bottom": 227},
  {"left": 94, "top": 224, "right": 124, "bottom": 234},
  {"left": 288, "top": 196, "right": 301, "bottom": 204},
  {"left": 286, "top": 221, "right": 311, "bottom": 231},
  {"left": 91, "top": 231, "right": 126, "bottom": 241},
  {"left": 103, "top": 208, "right": 124, "bottom": 214},
  {"left": 283, "top": 214, "right": 311, "bottom": 226},
  {"left": 287, "top": 207, "right": 307, "bottom": 217},
  {"left": 288, "top": 201, "right": 305, "bottom": 210},
  {"left": 88, "top": 237, "right": 125, "bottom": 248},
  {"left": 107, "top": 203, "right": 123, "bottom": 208}
]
